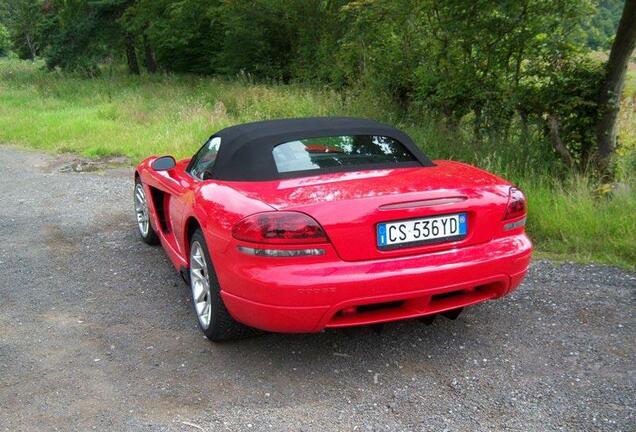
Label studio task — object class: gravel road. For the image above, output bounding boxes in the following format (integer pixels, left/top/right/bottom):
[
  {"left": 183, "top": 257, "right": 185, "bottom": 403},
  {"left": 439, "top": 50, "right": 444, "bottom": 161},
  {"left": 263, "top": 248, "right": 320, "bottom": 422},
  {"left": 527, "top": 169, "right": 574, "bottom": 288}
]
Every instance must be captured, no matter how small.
[{"left": 0, "top": 145, "right": 634, "bottom": 432}]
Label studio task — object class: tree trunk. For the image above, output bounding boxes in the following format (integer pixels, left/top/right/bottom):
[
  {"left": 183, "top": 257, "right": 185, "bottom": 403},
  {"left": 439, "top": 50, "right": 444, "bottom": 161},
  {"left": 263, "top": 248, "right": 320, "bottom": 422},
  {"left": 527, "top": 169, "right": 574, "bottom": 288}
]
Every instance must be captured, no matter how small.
[
  {"left": 143, "top": 33, "right": 158, "bottom": 74},
  {"left": 547, "top": 114, "right": 575, "bottom": 168},
  {"left": 443, "top": 114, "right": 459, "bottom": 134},
  {"left": 125, "top": 33, "right": 140, "bottom": 75},
  {"left": 519, "top": 109, "right": 529, "bottom": 146},
  {"left": 473, "top": 106, "right": 483, "bottom": 144},
  {"left": 595, "top": 0, "right": 636, "bottom": 173},
  {"left": 25, "top": 34, "right": 37, "bottom": 60}
]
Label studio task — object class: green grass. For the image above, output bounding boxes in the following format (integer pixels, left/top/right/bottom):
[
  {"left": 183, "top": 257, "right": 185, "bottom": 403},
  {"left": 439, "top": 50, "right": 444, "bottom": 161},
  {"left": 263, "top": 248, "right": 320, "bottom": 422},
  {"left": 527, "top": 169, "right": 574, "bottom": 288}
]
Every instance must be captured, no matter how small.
[
  {"left": 0, "top": 60, "right": 353, "bottom": 159},
  {"left": 1, "top": 58, "right": 634, "bottom": 269},
  {"left": 527, "top": 177, "right": 636, "bottom": 269}
]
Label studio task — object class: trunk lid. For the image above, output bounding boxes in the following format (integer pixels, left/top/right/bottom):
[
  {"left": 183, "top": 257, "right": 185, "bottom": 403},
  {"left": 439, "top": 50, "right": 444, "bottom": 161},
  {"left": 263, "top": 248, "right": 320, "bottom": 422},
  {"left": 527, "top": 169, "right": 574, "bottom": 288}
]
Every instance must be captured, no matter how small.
[{"left": 229, "top": 161, "right": 512, "bottom": 261}]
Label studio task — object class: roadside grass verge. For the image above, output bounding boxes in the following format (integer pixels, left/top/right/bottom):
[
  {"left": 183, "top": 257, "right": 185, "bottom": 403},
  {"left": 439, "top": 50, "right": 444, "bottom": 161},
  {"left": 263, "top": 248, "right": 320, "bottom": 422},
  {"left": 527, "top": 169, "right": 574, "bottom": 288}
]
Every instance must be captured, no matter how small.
[
  {"left": 1, "top": 59, "right": 634, "bottom": 269},
  {"left": 526, "top": 177, "right": 636, "bottom": 269}
]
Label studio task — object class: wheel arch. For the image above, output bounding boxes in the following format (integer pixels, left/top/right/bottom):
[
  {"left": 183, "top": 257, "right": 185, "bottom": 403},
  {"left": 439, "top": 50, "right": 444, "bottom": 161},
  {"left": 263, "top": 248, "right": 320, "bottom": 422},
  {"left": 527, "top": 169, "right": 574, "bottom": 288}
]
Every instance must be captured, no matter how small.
[{"left": 184, "top": 216, "right": 203, "bottom": 263}]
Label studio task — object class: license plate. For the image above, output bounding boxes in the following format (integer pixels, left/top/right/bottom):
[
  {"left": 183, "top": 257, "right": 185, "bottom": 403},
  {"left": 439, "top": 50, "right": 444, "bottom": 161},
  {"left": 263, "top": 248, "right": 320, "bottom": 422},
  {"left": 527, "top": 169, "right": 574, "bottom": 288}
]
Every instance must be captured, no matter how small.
[{"left": 377, "top": 213, "right": 467, "bottom": 249}]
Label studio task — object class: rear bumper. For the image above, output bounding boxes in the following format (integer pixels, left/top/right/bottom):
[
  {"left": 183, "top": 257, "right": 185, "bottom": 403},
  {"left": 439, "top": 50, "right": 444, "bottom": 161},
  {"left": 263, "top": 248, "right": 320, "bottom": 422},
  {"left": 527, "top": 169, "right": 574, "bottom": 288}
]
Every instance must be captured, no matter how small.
[{"left": 219, "top": 234, "right": 532, "bottom": 333}]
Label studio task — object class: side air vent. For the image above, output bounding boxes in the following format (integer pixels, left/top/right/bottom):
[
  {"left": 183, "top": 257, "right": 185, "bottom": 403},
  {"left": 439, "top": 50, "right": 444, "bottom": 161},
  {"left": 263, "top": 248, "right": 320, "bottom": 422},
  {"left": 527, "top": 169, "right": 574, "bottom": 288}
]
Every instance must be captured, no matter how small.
[{"left": 149, "top": 187, "right": 170, "bottom": 233}]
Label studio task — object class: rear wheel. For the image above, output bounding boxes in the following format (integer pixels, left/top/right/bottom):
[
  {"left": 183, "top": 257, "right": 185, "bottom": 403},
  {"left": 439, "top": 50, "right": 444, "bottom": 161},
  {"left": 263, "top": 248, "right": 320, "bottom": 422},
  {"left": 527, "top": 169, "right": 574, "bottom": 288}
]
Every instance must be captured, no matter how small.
[
  {"left": 189, "top": 229, "right": 252, "bottom": 341},
  {"left": 134, "top": 178, "right": 159, "bottom": 245}
]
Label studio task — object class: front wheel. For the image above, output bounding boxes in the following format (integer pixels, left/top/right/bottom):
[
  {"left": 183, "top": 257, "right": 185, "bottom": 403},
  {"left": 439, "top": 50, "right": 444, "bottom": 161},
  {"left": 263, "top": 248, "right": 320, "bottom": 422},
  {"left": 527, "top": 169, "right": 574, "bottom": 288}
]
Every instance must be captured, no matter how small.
[
  {"left": 134, "top": 178, "right": 159, "bottom": 245},
  {"left": 189, "top": 229, "right": 253, "bottom": 341}
]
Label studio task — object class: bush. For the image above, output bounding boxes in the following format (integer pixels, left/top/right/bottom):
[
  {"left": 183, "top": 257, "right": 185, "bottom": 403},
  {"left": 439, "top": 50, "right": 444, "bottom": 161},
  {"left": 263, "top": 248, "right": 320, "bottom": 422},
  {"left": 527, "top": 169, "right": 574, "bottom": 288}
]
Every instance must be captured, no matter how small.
[
  {"left": 519, "top": 57, "right": 605, "bottom": 170},
  {"left": 0, "top": 24, "right": 10, "bottom": 57}
]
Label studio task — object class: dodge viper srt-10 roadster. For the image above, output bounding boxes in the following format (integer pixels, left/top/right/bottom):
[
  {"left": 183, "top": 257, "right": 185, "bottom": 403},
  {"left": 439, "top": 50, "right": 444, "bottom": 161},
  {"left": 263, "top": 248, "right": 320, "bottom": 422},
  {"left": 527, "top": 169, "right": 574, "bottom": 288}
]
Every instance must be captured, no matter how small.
[{"left": 134, "top": 117, "right": 532, "bottom": 341}]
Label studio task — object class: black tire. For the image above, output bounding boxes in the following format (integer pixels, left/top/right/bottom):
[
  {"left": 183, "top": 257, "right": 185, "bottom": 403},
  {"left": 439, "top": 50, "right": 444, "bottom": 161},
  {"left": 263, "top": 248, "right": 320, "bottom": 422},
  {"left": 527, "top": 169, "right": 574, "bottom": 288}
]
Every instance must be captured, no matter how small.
[
  {"left": 134, "top": 178, "right": 159, "bottom": 245},
  {"left": 189, "top": 229, "right": 254, "bottom": 341}
]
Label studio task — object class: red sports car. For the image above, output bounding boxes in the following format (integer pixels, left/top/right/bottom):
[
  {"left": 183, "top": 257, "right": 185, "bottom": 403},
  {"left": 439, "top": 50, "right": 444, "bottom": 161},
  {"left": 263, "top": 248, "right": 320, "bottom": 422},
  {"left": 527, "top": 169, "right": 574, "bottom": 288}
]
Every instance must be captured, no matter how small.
[{"left": 134, "top": 117, "right": 532, "bottom": 341}]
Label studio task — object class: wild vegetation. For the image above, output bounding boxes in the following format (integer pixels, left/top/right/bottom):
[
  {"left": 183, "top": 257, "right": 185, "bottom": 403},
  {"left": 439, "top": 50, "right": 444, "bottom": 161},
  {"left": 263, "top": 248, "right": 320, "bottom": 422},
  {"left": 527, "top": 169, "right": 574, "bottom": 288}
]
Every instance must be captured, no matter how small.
[
  {"left": 0, "top": 0, "right": 634, "bottom": 268},
  {"left": 1, "top": 58, "right": 634, "bottom": 268}
]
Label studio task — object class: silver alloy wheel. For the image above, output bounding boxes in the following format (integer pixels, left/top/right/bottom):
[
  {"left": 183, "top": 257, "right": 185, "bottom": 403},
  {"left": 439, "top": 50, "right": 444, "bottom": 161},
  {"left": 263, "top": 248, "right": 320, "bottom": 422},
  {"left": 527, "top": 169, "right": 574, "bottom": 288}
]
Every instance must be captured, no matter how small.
[
  {"left": 190, "top": 241, "right": 212, "bottom": 329},
  {"left": 134, "top": 183, "right": 150, "bottom": 237}
]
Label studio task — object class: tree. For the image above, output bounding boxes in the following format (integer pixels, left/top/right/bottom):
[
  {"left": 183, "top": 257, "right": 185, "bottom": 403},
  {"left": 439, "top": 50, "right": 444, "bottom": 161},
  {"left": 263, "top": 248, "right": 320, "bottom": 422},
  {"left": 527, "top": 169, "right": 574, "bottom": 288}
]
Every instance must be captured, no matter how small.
[
  {"left": 337, "top": 0, "right": 595, "bottom": 147},
  {"left": 582, "top": 0, "right": 625, "bottom": 50},
  {"left": 519, "top": 56, "right": 604, "bottom": 170},
  {"left": 41, "top": 0, "right": 138, "bottom": 75},
  {"left": 595, "top": 0, "right": 636, "bottom": 174},
  {"left": 0, "top": 24, "right": 11, "bottom": 56},
  {"left": 121, "top": 0, "right": 218, "bottom": 74},
  {"left": 124, "top": 31, "right": 139, "bottom": 74},
  {"left": 4, "top": 0, "right": 44, "bottom": 60}
]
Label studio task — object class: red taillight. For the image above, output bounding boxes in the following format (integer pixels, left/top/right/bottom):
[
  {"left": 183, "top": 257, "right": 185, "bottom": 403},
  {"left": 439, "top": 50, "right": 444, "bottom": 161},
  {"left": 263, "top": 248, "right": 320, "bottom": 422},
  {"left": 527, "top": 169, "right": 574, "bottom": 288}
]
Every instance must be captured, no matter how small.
[
  {"left": 503, "top": 187, "right": 527, "bottom": 220},
  {"left": 232, "top": 211, "right": 328, "bottom": 244}
]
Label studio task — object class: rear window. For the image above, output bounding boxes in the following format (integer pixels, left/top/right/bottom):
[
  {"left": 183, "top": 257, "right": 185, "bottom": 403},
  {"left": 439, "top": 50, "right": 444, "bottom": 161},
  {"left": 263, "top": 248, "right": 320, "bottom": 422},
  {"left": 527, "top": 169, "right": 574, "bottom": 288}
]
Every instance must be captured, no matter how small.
[{"left": 272, "top": 135, "right": 417, "bottom": 174}]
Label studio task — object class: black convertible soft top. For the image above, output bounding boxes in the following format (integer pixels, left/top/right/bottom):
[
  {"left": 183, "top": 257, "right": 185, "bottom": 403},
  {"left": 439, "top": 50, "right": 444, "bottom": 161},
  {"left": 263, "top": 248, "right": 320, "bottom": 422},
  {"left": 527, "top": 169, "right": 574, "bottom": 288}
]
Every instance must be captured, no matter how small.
[{"left": 202, "top": 117, "right": 434, "bottom": 181}]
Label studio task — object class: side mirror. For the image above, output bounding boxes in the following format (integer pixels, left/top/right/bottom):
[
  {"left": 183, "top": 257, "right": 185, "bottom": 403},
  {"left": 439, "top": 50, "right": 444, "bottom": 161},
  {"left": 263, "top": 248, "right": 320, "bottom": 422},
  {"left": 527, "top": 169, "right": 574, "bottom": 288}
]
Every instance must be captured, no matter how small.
[{"left": 151, "top": 155, "right": 176, "bottom": 171}]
